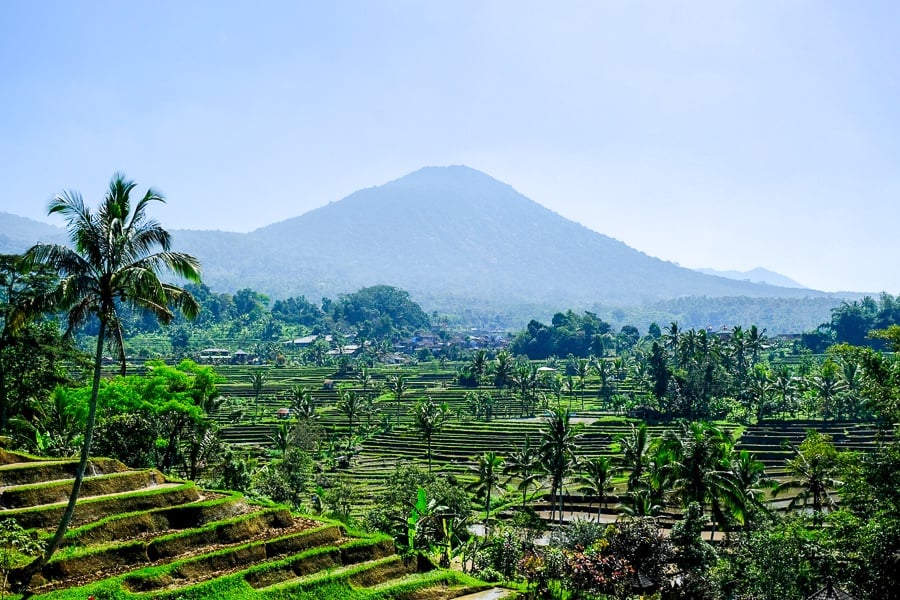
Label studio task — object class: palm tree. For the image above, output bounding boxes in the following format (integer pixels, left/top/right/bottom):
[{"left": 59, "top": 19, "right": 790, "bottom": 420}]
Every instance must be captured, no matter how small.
[
  {"left": 620, "top": 489, "right": 662, "bottom": 517},
  {"left": 469, "top": 349, "right": 488, "bottom": 383},
  {"left": 772, "top": 431, "right": 841, "bottom": 526},
  {"left": 747, "top": 325, "right": 767, "bottom": 366},
  {"left": 772, "top": 364, "right": 797, "bottom": 419},
  {"left": 540, "top": 408, "right": 580, "bottom": 524},
  {"left": 248, "top": 369, "right": 269, "bottom": 422},
  {"left": 808, "top": 359, "right": 848, "bottom": 420},
  {"left": 574, "top": 456, "right": 616, "bottom": 520},
  {"left": 615, "top": 423, "right": 651, "bottom": 493},
  {"left": 491, "top": 350, "right": 513, "bottom": 397},
  {"left": 20, "top": 174, "right": 200, "bottom": 579},
  {"left": 355, "top": 366, "right": 373, "bottom": 396},
  {"left": 268, "top": 421, "right": 293, "bottom": 457},
  {"left": 665, "top": 321, "right": 681, "bottom": 367},
  {"left": 412, "top": 396, "right": 449, "bottom": 471},
  {"left": 661, "top": 421, "right": 745, "bottom": 540},
  {"left": 468, "top": 451, "right": 504, "bottom": 527},
  {"left": 730, "top": 449, "right": 774, "bottom": 527},
  {"left": 502, "top": 435, "right": 544, "bottom": 508},
  {"left": 575, "top": 358, "right": 589, "bottom": 410},
  {"left": 336, "top": 387, "right": 369, "bottom": 452},
  {"left": 286, "top": 385, "right": 317, "bottom": 421},
  {"left": 387, "top": 373, "right": 409, "bottom": 426}
]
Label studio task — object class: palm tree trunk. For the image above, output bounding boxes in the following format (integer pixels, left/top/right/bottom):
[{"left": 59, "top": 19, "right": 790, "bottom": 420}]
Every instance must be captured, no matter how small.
[{"left": 17, "top": 321, "right": 106, "bottom": 589}]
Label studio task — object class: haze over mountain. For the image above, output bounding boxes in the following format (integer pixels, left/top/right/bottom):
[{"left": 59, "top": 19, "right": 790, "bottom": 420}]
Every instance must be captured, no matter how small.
[
  {"left": 694, "top": 267, "right": 807, "bottom": 289},
  {"left": 1, "top": 166, "right": 839, "bottom": 326}
]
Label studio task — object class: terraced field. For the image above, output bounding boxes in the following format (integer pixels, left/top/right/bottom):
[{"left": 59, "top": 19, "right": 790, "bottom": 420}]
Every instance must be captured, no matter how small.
[{"left": 0, "top": 449, "right": 489, "bottom": 600}]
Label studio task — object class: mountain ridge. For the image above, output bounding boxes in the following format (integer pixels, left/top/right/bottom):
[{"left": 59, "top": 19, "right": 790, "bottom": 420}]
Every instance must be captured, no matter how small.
[{"left": 695, "top": 266, "right": 807, "bottom": 289}]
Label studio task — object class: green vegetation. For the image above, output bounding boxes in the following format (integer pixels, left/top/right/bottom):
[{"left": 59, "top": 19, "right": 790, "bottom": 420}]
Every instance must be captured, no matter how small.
[{"left": 5, "top": 176, "right": 900, "bottom": 598}]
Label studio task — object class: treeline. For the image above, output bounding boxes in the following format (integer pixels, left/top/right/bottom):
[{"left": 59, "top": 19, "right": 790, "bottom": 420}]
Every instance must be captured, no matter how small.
[
  {"left": 108, "top": 283, "right": 436, "bottom": 349},
  {"left": 803, "top": 293, "right": 900, "bottom": 351}
]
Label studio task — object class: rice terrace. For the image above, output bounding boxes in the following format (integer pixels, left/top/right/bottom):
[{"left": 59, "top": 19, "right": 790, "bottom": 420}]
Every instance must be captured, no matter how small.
[
  {"left": 3, "top": 4, "right": 900, "bottom": 598},
  {"left": 1, "top": 180, "right": 898, "bottom": 600}
]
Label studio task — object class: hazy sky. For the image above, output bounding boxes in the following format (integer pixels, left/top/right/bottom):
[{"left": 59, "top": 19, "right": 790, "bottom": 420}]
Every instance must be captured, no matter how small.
[{"left": 2, "top": 1, "right": 898, "bottom": 294}]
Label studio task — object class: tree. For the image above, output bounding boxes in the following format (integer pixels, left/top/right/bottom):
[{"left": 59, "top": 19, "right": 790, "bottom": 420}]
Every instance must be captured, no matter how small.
[
  {"left": 335, "top": 386, "right": 370, "bottom": 453},
  {"left": 0, "top": 255, "right": 64, "bottom": 432},
  {"left": 575, "top": 358, "right": 589, "bottom": 410},
  {"left": 615, "top": 423, "right": 651, "bottom": 493},
  {"left": 574, "top": 456, "right": 616, "bottom": 520},
  {"left": 18, "top": 174, "right": 200, "bottom": 583},
  {"left": 503, "top": 435, "right": 544, "bottom": 508},
  {"left": 491, "top": 350, "right": 513, "bottom": 397},
  {"left": 248, "top": 369, "right": 269, "bottom": 422},
  {"left": 773, "top": 431, "right": 841, "bottom": 526},
  {"left": 730, "top": 449, "right": 774, "bottom": 527},
  {"left": 285, "top": 385, "right": 316, "bottom": 421},
  {"left": 412, "top": 396, "right": 449, "bottom": 472},
  {"left": 468, "top": 451, "right": 504, "bottom": 527},
  {"left": 660, "top": 421, "right": 745, "bottom": 539},
  {"left": 807, "top": 359, "right": 847, "bottom": 420},
  {"left": 387, "top": 373, "right": 409, "bottom": 425},
  {"left": 540, "top": 408, "right": 580, "bottom": 524}
]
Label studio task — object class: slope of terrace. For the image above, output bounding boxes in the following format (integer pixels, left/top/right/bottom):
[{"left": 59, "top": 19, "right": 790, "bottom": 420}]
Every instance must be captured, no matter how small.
[{"left": 0, "top": 448, "right": 489, "bottom": 599}]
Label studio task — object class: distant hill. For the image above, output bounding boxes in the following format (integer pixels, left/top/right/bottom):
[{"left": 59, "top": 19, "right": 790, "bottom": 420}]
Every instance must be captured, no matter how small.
[
  {"left": 695, "top": 267, "right": 807, "bottom": 289},
  {"left": 1, "top": 167, "right": 847, "bottom": 332},
  {"left": 0, "top": 211, "right": 65, "bottom": 254}
]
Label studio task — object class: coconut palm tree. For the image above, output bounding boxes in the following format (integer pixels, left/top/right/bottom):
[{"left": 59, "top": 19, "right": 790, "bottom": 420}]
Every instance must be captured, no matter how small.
[
  {"left": 808, "top": 359, "right": 847, "bottom": 420},
  {"left": 540, "top": 408, "right": 580, "bottom": 524},
  {"left": 19, "top": 174, "right": 200, "bottom": 580},
  {"left": 575, "top": 358, "right": 589, "bottom": 410},
  {"left": 468, "top": 451, "right": 504, "bottom": 527},
  {"left": 771, "top": 364, "right": 798, "bottom": 419},
  {"left": 286, "top": 385, "right": 317, "bottom": 421},
  {"left": 387, "top": 373, "right": 409, "bottom": 425},
  {"left": 336, "top": 387, "right": 370, "bottom": 452},
  {"left": 355, "top": 366, "right": 373, "bottom": 396},
  {"left": 502, "top": 435, "right": 544, "bottom": 508},
  {"left": 574, "top": 456, "right": 617, "bottom": 520},
  {"left": 661, "top": 421, "right": 745, "bottom": 540},
  {"left": 730, "top": 449, "right": 774, "bottom": 527},
  {"left": 615, "top": 422, "right": 652, "bottom": 493},
  {"left": 772, "top": 431, "right": 841, "bottom": 526},
  {"left": 248, "top": 369, "right": 269, "bottom": 422},
  {"left": 412, "top": 396, "right": 449, "bottom": 472}
]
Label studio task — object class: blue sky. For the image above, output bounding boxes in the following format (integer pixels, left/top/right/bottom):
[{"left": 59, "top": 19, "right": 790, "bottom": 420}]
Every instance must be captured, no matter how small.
[{"left": 2, "top": 1, "right": 898, "bottom": 294}]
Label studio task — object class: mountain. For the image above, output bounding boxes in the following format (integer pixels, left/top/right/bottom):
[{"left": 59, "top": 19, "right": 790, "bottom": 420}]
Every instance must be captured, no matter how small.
[
  {"left": 0, "top": 167, "right": 835, "bottom": 321},
  {"left": 695, "top": 267, "right": 807, "bottom": 289},
  {"left": 166, "top": 166, "right": 828, "bottom": 308}
]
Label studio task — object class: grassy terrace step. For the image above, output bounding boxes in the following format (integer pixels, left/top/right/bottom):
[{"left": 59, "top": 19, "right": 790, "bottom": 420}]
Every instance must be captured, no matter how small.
[
  {"left": 247, "top": 536, "right": 397, "bottom": 590},
  {"left": 36, "top": 508, "right": 300, "bottom": 588},
  {"left": 0, "top": 470, "right": 166, "bottom": 509},
  {"left": 0, "top": 448, "right": 42, "bottom": 465},
  {"left": 3, "top": 481, "right": 201, "bottom": 530},
  {"left": 366, "top": 569, "right": 492, "bottom": 600},
  {"left": 64, "top": 490, "right": 248, "bottom": 547},
  {"left": 120, "top": 523, "right": 349, "bottom": 592},
  {"left": 0, "top": 457, "right": 128, "bottom": 487}
]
